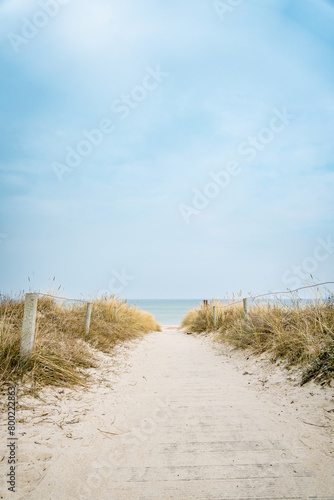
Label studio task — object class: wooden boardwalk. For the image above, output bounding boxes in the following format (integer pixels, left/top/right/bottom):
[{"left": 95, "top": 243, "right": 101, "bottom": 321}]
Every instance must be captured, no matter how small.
[{"left": 26, "top": 328, "right": 334, "bottom": 500}]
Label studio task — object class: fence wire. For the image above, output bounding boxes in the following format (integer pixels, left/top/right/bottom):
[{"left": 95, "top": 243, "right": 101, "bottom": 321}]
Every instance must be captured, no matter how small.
[
  {"left": 3, "top": 281, "right": 333, "bottom": 309},
  {"left": 213, "top": 281, "right": 334, "bottom": 310},
  {"left": 36, "top": 292, "right": 88, "bottom": 303}
]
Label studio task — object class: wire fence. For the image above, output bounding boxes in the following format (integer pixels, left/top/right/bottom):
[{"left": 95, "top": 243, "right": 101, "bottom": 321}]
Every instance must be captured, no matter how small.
[
  {"left": 248, "top": 281, "right": 334, "bottom": 301},
  {"left": 17, "top": 292, "right": 128, "bottom": 360},
  {"left": 3, "top": 280, "right": 332, "bottom": 309},
  {"left": 5, "top": 280, "right": 334, "bottom": 360},
  {"left": 36, "top": 292, "right": 87, "bottom": 303},
  {"left": 211, "top": 281, "right": 334, "bottom": 310},
  {"left": 204, "top": 281, "right": 334, "bottom": 329},
  {"left": 18, "top": 292, "right": 94, "bottom": 360}
]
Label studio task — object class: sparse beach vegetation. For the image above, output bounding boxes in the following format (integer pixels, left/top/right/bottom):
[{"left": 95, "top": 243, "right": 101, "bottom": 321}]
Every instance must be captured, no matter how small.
[
  {"left": 0, "top": 294, "right": 160, "bottom": 391},
  {"left": 182, "top": 296, "right": 334, "bottom": 384}
]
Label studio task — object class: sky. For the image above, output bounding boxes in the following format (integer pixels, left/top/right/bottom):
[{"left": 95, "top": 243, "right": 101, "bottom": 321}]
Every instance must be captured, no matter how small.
[{"left": 0, "top": 0, "right": 333, "bottom": 300}]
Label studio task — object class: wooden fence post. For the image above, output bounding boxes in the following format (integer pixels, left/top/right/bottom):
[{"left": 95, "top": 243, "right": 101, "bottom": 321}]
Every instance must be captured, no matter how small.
[
  {"left": 213, "top": 305, "right": 217, "bottom": 329},
  {"left": 20, "top": 293, "right": 38, "bottom": 360},
  {"left": 85, "top": 303, "right": 92, "bottom": 338},
  {"left": 243, "top": 298, "right": 249, "bottom": 326}
]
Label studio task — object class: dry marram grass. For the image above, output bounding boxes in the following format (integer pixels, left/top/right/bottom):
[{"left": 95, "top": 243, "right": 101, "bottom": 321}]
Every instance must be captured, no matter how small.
[
  {"left": 182, "top": 298, "right": 334, "bottom": 384},
  {"left": 0, "top": 294, "right": 160, "bottom": 391}
]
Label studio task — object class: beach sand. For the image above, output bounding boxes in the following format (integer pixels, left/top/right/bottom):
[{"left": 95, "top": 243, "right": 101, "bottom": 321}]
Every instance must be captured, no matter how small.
[{"left": 1, "top": 327, "right": 333, "bottom": 499}]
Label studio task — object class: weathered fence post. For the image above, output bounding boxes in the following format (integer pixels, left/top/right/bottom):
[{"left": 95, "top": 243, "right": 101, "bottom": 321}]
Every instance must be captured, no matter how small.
[
  {"left": 243, "top": 298, "right": 249, "bottom": 326},
  {"left": 20, "top": 293, "right": 38, "bottom": 360},
  {"left": 85, "top": 302, "right": 93, "bottom": 338},
  {"left": 213, "top": 305, "right": 217, "bottom": 329}
]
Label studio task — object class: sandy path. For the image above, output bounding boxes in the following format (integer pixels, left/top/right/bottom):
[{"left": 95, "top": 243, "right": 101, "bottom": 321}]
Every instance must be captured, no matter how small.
[{"left": 1, "top": 328, "right": 334, "bottom": 499}]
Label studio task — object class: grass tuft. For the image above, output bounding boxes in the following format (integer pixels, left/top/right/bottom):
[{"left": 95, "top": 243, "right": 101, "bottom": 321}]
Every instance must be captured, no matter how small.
[
  {"left": 182, "top": 298, "right": 334, "bottom": 384},
  {"left": 301, "top": 344, "right": 334, "bottom": 385},
  {"left": 0, "top": 294, "right": 160, "bottom": 391}
]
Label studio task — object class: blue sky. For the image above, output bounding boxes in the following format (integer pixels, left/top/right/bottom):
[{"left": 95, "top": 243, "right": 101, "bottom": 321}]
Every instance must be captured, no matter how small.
[{"left": 0, "top": 0, "right": 333, "bottom": 299}]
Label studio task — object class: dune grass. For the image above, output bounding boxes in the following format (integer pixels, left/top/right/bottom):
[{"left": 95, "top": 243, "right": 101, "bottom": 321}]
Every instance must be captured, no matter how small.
[
  {"left": 0, "top": 294, "right": 160, "bottom": 391},
  {"left": 182, "top": 297, "right": 334, "bottom": 384}
]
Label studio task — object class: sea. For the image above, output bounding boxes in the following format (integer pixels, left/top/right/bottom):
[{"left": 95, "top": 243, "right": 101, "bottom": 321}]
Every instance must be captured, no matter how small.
[{"left": 127, "top": 299, "right": 204, "bottom": 326}]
